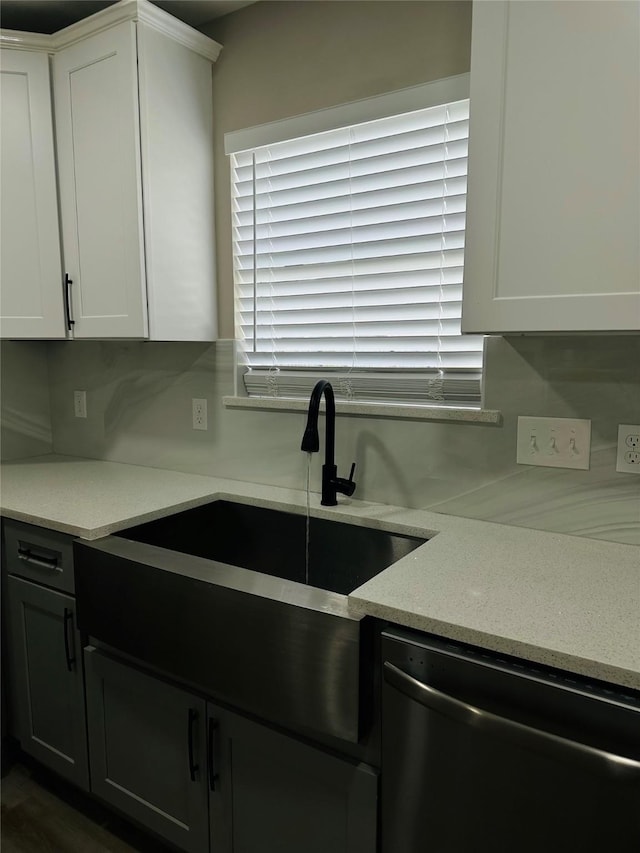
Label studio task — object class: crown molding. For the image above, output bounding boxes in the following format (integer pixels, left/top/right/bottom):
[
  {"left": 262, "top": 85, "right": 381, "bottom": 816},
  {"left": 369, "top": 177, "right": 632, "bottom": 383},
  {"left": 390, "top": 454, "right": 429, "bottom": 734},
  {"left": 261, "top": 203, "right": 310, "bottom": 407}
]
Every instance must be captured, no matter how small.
[
  {"left": 1, "top": 0, "right": 222, "bottom": 62},
  {"left": 136, "top": 0, "right": 221, "bottom": 61},
  {"left": 0, "top": 30, "right": 55, "bottom": 52}
]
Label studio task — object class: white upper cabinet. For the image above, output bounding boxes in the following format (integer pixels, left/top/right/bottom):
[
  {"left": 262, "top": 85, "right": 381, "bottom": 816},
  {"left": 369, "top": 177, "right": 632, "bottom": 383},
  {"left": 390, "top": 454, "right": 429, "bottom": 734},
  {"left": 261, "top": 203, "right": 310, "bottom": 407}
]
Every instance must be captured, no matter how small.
[
  {"left": 0, "top": 46, "right": 66, "bottom": 339},
  {"left": 52, "top": 1, "right": 221, "bottom": 340},
  {"left": 462, "top": 1, "right": 640, "bottom": 334},
  {"left": 53, "top": 22, "right": 147, "bottom": 339},
  {"left": 0, "top": 0, "right": 221, "bottom": 341}
]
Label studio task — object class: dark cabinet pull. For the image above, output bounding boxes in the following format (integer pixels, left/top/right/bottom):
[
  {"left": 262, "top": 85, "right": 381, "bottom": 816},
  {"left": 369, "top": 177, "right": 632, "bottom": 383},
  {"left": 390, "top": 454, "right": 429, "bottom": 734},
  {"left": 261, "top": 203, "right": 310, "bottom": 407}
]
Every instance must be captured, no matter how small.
[
  {"left": 18, "top": 547, "right": 60, "bottom": 572},
  {"left": 64, "top": 273, "right": 75, "bottom": 330},
  {"left": 188, "top": 708, "right": 199, "bottom": 782},
  {"left": 208, "top": 716, "right": 219, "bottom": 791},
  {"left": 63, "top": 608, "right": 75, "bottom": 672}
]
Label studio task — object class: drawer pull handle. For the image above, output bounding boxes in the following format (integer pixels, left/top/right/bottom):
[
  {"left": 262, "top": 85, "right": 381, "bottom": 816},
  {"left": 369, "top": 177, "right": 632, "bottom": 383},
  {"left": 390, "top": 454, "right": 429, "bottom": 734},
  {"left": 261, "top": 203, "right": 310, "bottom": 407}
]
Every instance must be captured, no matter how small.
[
  {"left": 63, "top": 608, "right": 75, "bottom": 672},
  {"left": 17, "top": 548, "right": 61, "bottom": 572}
]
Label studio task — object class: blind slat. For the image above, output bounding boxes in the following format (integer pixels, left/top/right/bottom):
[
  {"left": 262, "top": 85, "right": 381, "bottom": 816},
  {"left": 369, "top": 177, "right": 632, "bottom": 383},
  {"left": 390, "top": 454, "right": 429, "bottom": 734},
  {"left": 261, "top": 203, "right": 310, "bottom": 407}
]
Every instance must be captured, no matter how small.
[
  {"left": 239, "top": 296, "right": 464, "bottom": 316},
  {"left": 232, "top": 175, "right": 468, "bottom": 220},
  {"left": 234, "top": 194, "right": 467, "bottom": 241},
  {"left": 235, "top": 213, "right": 467, "bottom": 256},
  {"left": 234, "top": 139, "right": 469, "bottom": 194},
  {"left": 236, "top": 267, "right": 464, "bottom": 294},
  {"left": 234, "top": 157, "right": 468, "bottom": 203}
]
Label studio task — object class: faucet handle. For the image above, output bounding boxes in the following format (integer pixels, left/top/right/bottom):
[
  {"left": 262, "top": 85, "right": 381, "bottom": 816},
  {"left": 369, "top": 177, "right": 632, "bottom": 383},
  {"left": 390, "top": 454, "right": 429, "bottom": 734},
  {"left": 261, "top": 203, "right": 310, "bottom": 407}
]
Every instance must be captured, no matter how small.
[{"left": 334, "top": 462, "right": 357, "bottom": 498}]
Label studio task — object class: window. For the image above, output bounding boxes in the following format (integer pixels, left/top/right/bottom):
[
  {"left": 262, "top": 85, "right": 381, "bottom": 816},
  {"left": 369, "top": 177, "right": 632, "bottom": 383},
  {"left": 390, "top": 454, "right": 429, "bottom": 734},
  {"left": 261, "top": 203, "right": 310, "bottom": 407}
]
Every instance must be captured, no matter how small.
[{"left": 227, "top": 75, "right": 484, "bottom": 408}]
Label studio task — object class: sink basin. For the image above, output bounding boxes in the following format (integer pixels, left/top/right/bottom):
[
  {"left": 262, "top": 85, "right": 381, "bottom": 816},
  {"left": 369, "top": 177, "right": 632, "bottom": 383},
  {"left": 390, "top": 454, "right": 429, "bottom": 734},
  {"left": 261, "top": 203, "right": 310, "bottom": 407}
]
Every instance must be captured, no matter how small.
[
  {"left": 74, "top": 499, "right": 427, "bottom": 744},
  {"left": 111, "top": 499, "right": 424, "bottom": 595}
]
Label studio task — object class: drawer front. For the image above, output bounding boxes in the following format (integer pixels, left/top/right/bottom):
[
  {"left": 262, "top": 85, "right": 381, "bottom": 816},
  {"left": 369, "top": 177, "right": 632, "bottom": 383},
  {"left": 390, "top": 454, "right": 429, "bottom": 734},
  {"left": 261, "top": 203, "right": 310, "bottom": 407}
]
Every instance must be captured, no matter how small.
[{"left": 3, "top": 519, "right": 75, "bottom": 594}]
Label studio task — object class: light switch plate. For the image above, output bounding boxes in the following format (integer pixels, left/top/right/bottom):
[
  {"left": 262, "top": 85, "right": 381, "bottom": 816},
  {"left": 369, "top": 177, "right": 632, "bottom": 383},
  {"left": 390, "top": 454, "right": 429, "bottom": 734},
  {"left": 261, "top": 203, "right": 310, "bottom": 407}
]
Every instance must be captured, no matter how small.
[
  {"left": 616, "top": 424, "right": 640, "bottom": 474},
  {"left": 517, "top": 416, "right": 591, "bottom": 470},
  {"left": 73, "top": 390, "right": 87, "bottom": 418},
  {"left": 192, "top": 398, "right": 208, "bottom": 430}
]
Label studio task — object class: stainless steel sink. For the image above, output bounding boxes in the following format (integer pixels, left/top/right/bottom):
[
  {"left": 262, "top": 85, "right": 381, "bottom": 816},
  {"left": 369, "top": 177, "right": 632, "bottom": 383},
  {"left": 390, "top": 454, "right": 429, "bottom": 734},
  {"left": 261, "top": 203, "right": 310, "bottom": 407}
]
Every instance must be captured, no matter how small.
[
  {"left": 113, "top": 499, "right": 424, "bottom": 595},
  {"left": 74, "top": 499, "right": 427, "bottom": 744}
]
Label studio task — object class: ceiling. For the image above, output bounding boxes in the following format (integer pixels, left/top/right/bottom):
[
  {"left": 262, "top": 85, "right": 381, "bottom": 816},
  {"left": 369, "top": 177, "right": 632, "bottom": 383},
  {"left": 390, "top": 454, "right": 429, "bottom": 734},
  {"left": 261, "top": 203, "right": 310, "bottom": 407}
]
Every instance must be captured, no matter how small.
[{"left": 0, "top": 1, "right": 257, "bottom": 33}]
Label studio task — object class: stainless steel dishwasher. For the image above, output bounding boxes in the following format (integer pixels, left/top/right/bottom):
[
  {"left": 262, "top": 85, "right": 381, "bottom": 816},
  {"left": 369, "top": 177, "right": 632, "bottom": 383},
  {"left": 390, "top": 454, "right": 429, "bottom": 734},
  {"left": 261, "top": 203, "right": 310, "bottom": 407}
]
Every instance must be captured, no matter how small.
[{"left": 381, "top": 628, "right": 640, "bottom": 852}]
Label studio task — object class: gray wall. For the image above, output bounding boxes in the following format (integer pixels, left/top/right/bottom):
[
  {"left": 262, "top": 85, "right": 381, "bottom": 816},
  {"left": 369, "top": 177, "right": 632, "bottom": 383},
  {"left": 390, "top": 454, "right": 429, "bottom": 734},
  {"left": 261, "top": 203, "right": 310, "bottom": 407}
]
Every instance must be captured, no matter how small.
[
  {"left": 205, "top": 0, "right": 472, "bottom": 337},
  {"left": 0, "top": 341, "right": 52, "bottom": 460}
]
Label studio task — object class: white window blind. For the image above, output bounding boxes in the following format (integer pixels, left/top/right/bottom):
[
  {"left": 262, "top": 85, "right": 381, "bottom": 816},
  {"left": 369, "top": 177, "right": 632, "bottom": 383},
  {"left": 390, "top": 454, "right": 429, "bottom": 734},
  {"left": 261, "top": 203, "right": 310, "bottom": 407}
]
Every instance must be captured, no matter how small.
[{"left": 229, "top": 83, "right": 484, "bottom": 407}]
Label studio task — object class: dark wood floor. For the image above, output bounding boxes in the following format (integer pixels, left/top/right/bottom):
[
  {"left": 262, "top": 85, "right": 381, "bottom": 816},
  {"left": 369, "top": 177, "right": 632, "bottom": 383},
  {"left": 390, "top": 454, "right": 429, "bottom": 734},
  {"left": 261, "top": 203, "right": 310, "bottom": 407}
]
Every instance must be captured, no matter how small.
[{"left": 1, "top": 752, "right": 174, "bottom": 853}]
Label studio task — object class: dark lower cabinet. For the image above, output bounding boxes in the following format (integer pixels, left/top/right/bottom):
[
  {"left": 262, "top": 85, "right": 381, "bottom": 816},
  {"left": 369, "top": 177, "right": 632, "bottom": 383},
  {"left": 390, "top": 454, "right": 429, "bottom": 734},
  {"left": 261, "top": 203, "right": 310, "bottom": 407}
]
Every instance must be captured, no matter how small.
[
  {"left": 84, "top": 647, "right": 210, "bottom": 853},
  {"left": 84, "top": 647, "right": 378, "bottom": 853},
  {"left": 6, "top": 574, "right": 89, "bottom": 789},
  {"left": 3, "top": 519, "right": 377, "bottom": 853},
  {"left": 210, "top": 706, "right": 377, "bottom": 853}
]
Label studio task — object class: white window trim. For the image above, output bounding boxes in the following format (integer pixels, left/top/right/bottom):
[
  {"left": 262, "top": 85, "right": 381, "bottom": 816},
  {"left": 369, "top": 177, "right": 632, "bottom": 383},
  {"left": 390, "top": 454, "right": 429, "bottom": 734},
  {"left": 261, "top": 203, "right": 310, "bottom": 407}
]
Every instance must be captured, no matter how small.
[
  {"left": 227, "top": 73, "right": 487, "bottom": 415},
  {"left": 225, "top": 74, "right": 470, "bottom": 155},
  {"left": 223, "top": 394, "right": 501, "bottom": 425}
]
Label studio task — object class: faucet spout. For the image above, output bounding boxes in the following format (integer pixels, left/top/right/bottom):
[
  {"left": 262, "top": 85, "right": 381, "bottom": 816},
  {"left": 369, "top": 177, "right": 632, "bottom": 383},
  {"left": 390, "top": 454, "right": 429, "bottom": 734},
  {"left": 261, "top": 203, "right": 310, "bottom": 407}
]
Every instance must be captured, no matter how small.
[
  {"left": 301, "top": 380, "right": 355, "bottom": 506},
  {"left": 301, "top": 379, "right": 335, "bottom": 460}
]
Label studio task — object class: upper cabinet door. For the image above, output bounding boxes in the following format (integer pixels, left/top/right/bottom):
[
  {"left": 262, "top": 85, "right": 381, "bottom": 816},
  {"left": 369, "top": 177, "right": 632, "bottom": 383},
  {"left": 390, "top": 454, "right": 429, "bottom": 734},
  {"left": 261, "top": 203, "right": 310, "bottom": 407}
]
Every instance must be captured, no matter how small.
[
  {"left": 53, "top": 22, "right": 148, "bottom": 339},
  {"left": 136, "top": 23, "right": 217, "bottom": 341},
  {"left": 0, "top": 48, "right": 66, "bottom": 339},
  {"left": 462, "top": 1, "right": 640, "bottom": 333}
]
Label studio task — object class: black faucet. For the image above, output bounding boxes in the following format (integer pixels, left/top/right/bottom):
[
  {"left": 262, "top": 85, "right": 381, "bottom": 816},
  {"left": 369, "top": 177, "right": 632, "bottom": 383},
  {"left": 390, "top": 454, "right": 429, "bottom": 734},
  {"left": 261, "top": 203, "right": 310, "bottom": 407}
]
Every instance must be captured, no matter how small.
[{"left": 301, "top": 380, "right": 356, "bottom": 506}]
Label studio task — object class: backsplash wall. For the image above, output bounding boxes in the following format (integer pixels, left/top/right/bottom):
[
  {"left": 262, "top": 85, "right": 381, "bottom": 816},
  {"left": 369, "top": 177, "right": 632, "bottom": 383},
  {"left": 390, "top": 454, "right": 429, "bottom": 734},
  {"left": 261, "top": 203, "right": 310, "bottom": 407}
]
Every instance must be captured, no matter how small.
[
  {"left": 3, "top": 333, "right": 630, "bottom": 546},
  {"left": 0, "top": 341, "right": 53, "bottom": 460}
]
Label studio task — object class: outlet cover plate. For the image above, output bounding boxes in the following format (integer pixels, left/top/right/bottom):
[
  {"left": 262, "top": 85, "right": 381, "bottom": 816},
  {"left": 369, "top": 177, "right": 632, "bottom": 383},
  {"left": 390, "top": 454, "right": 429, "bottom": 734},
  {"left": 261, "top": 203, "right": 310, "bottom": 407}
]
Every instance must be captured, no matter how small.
[
  {"left": 517, "top": 416, "right": 591, "bottom": 471},
  {"left": 616, "top": 424, "right": 640, "bottom": 474}
]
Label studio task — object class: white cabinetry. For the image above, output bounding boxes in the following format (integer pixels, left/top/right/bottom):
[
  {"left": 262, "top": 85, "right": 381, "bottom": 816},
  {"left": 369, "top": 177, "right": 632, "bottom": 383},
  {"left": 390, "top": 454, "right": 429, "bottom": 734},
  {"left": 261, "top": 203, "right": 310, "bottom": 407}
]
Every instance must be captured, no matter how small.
[
  {"left": 462, "top": 0, "right": 640, "bottom": 334},
  {"left": 0, "top": 45, "right": 66, "bottom": 339},
  {"left": 53, "top": 1, "right": 221, "bottom": 339},
  {"left": 0, "top": 0, "right": 221, "bottom": 341}
]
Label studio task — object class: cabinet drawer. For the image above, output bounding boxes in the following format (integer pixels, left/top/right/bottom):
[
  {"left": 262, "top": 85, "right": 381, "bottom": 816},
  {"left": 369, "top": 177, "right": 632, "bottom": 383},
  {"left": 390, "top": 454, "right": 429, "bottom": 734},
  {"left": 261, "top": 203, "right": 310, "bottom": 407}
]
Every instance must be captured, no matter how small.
[{"left": 3, "top": 519, "right": 75, "bottom": 594}]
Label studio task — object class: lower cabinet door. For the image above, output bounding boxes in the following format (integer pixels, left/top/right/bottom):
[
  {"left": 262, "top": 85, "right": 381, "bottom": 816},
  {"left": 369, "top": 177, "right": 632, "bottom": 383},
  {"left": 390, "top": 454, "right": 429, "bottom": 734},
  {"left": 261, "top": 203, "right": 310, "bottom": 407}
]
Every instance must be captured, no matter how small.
[
  {"left": 6, "top": 575, "right": 89, "bottom": 789},
  {"left": 84, "top": 647, "right": 209, "bottom": 853},
  {"left": 209, "top": 706, "right": 378, "bottom": 853}
]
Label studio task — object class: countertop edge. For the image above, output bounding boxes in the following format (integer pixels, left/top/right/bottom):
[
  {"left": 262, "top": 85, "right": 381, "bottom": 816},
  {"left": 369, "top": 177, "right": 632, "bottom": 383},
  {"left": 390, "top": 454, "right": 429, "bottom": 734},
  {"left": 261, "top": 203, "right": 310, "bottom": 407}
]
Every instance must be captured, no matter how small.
[{"left": 348, "top": 598, "right": 640, "bottom": 693}]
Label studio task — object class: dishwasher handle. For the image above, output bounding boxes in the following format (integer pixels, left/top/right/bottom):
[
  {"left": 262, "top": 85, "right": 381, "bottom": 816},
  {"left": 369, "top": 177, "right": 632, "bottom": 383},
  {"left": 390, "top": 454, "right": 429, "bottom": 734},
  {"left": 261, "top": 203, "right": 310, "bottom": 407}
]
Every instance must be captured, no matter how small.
[{"left": 384, "top": 661, "right": 640, "bottom": 781}]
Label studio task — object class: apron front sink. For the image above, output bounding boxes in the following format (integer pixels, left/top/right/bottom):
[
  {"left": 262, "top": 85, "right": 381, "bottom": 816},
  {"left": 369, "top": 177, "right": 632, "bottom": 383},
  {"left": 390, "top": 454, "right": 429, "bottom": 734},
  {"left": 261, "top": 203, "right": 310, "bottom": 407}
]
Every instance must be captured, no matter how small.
[{"left": 74, "top": 499, "right": 427, "bottom": 743}]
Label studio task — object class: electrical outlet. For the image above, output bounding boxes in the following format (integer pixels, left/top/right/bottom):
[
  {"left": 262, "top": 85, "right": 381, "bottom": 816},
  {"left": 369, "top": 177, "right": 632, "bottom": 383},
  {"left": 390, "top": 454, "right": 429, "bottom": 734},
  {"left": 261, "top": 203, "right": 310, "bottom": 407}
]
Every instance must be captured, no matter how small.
[
  {"left": 73, "top": 390, "right": 87, "bottom": 418},
  {"left": 192, "top": 398, "right": 208, "bottom": 430},
  {"left": 516, "top": 416, "right": 591, "bottom": 470},
  {"left": 616, "top": 424, "right": 640, "bottom": 474}
]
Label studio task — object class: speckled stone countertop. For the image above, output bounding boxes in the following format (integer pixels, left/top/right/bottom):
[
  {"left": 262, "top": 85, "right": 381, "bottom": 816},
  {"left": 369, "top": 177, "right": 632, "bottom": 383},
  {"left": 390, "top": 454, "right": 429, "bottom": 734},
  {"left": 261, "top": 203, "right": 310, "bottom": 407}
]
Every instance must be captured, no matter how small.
[{"left": 1, "top": 454, "right": 639, "bottom": 692}]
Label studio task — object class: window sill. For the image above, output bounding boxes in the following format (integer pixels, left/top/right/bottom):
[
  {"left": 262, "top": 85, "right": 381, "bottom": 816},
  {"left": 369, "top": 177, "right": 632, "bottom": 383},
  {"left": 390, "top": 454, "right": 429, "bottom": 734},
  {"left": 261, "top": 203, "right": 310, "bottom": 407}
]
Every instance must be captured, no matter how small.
[{"left": 223, "top": 396, "right": 502, "bottom": 425}]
